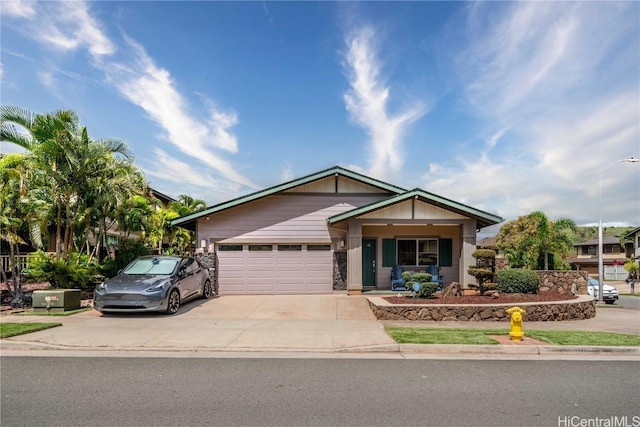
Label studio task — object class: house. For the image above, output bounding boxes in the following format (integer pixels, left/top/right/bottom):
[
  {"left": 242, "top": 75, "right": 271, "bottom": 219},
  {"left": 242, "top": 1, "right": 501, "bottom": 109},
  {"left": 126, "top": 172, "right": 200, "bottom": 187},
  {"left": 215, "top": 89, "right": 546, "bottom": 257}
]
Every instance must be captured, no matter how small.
[
  {"left": 172, "top": 166, "right": 503, "bottom": 295},
  {"left": 570, "top": 236, "right": 627, "bottom": 278},
  {"left": 623, "top": 226, "right": 640, "bottom": 260}
]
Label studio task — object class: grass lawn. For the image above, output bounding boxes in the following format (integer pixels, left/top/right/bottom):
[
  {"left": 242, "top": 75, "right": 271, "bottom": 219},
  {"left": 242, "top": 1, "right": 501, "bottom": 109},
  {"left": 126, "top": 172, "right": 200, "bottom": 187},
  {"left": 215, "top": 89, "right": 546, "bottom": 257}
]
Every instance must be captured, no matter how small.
[
  {"left": 16, "top": 307, "right": 92, "bottom": 316},
  {"left": 0, "top": 322, "right": 61, "bottom": 338},
  {"left": 386, "top": 327, "right": 506, "bottom": 345},
  {"left": 385, "top": 327, "right": 640, "bottom": 346},
  {"left": 526, "top": 330, "right": 640, "bottom": 346}
]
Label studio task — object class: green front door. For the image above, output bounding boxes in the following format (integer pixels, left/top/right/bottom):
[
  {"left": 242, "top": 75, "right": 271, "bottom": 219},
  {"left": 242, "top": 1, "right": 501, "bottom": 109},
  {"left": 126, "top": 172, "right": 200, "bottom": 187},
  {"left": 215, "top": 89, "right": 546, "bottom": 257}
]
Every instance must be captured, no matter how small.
[{"left": 362, "top": 238, "right": 376, "bottom": 287}]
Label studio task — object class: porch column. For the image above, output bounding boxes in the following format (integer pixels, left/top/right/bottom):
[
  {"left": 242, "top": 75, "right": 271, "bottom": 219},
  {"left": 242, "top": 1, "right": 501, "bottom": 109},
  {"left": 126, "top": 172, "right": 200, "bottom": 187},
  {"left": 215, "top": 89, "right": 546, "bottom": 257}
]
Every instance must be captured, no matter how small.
[
  {"left": 347, "top": 222, "right": 363, "bottom": 295},
  {"left": 460, "top": 221, "right": 477, "bottom": 288}
]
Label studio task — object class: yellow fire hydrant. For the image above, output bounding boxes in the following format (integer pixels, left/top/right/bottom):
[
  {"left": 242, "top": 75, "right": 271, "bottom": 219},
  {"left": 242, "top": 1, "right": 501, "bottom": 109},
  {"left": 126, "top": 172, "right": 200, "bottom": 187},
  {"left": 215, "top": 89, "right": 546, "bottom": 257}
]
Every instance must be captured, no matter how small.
[{"left": 506, "top": 306, "right": 526, "bottom": 342}]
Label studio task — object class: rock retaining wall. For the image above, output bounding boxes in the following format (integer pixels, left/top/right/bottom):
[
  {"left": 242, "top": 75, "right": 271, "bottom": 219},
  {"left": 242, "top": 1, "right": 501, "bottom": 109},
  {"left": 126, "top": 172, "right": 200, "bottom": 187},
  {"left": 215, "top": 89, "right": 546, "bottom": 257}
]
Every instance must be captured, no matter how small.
[
  {"left": 368, "top": 295, "right": 596, "bottom": 321},
  {"left": 536, "top": 270, "right": 588, "bottom": 295}
]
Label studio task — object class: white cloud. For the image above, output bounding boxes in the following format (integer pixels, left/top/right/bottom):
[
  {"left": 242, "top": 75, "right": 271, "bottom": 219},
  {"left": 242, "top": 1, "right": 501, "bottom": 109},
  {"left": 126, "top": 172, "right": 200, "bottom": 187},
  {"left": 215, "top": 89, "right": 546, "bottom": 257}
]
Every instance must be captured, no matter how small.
[
  {"left": 280, "top": 163, "right": 294, "bottom": 182},
  {"left": 3, "top": 0, "right": 257, "bottom": 191},
  {"left": 342, "top": 25, "right": 426, "bottom": 180},
  {"left": 0, "top": 0, "right": 36, "bottom": 18},
  {"left": 432, "top": 2, "right": 640, "bottom": 227},
  {"left": 103, "top": 35, "right": 254, "bottom": 188}
]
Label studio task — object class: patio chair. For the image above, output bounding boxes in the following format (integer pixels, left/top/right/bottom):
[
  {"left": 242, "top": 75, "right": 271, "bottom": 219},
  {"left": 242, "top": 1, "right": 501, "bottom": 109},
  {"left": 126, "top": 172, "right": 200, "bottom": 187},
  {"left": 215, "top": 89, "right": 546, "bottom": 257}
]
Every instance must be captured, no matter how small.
[
  {"left": 426, "top": 265, "right": 444, "bottom": 290},
  {"left": 390, "top": 265, "right": 407, "bottom": 291}
]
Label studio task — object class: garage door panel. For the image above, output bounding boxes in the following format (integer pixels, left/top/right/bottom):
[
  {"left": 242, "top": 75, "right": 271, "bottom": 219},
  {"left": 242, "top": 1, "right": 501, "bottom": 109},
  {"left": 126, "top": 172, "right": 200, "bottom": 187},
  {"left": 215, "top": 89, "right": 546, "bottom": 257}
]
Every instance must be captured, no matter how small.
[{"left": 217, "top": 246, "right": 332, "bottom": 294}]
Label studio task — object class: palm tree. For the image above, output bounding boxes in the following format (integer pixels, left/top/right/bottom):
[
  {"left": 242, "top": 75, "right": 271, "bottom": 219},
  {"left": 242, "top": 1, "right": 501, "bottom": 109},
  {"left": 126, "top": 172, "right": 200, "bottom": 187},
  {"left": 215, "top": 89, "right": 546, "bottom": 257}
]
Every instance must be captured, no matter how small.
[
  {"left": 0, "top": 153, "right": 49, "bottom": 305},
  {"left": 1, "top": 106, "right": 144, "bottom": 260},
  {"left": 169, "top": 194, "right": 207, "bottom": 216},
  {"left": 496, "top": 211, "right": 577, "bottom": 270}
]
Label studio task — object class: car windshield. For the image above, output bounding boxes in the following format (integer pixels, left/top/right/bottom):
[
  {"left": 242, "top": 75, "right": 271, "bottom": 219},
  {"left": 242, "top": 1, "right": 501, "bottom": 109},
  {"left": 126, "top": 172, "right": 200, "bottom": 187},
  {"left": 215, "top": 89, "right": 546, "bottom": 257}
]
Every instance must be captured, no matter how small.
[{"left": 122, "top": 258, "right": 178, "bottom": 275}]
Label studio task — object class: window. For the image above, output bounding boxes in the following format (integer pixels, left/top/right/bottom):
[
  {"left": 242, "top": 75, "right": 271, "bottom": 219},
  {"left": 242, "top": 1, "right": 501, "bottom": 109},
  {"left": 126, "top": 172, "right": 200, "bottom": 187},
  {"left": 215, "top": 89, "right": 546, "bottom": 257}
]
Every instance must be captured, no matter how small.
[
  {"left": 249, "top": 245, "right": 272, "bottom": 251},
  {"left": 603, "top": 244, "right": 622, "bottom": 254},
  {"left": 397, "top": 238, "right": 438, "bottom": 266},
  {"left": 278, "top": 244, "right": 302, "bottom": 251},
  {"left": 581, "top": 246, "right": 596, "bottom": 256},
  {"left": 307, "top": 244, "right": 331, "bottom": 251},
  {"left": 218, "top": 244, "right": 242, "bottom": 251}
]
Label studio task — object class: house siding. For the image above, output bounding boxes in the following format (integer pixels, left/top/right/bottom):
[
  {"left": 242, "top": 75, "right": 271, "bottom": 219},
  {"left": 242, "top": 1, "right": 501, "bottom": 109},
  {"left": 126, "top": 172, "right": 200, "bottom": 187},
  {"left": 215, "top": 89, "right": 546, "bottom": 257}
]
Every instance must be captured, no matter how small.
[
  {"left": 285, "top": 175, "right": 392, "bottom": 194},
  {"left": 362, "top": 224, "right": 463, "bottom": 288},
  {"left": 197, "top": 194, "right": 388, "bottom": 244},
  {"left": 359, "top": 199, "right": 468, "bottom": 221}
]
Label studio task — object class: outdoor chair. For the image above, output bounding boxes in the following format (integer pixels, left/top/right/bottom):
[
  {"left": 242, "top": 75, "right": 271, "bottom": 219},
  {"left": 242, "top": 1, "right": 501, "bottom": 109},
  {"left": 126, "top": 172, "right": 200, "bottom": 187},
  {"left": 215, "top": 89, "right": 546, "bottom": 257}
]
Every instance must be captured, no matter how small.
[
  {"left": 426, "top": 265, "right": 444, "bottom": 290},
  {"left": 390, "top": 265, "right": 407, "bottom": 291}
]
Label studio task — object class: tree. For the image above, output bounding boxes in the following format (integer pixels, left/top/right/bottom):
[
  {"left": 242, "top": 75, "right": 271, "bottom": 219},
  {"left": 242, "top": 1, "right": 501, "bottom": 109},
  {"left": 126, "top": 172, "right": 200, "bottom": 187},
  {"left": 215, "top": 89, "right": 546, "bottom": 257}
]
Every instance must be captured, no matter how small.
[
  {"left": 1, "top": 106, "right": 145, "bottom": 260},
  {"left": 169, "top": 195, "right": 207, "bottom": 216},
  {"left": 468, "top": 248, "right": 497, "bottom": 294},
  {"left": 496, "top": 211, "right": 577, "bottom": 270},
  {"left": 0, "top": 154, "right": 48, "bottom": 306}
]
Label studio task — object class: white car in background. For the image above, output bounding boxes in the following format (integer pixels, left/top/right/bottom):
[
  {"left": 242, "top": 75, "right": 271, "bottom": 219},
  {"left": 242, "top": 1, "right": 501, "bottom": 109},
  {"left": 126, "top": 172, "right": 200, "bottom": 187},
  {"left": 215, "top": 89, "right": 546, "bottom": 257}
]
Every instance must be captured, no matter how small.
[{"left": 587, "top": 277, "right": 619, "bottom": 304}]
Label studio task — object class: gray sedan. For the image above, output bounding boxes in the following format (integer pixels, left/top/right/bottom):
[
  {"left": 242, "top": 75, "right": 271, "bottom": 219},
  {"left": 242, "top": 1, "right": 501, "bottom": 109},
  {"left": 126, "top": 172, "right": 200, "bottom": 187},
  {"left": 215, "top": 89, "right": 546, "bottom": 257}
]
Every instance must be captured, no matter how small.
[{"left": 94, "top": 255, "right": 213, "bottom": 315}]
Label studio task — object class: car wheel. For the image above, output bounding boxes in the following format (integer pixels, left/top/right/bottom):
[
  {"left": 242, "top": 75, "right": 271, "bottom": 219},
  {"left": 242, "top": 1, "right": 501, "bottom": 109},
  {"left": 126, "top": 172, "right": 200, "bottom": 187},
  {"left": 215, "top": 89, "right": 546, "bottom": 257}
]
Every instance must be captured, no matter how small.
[
  {"left": 605, "top": 300, "right": 615, "bottom": 305},
  {"left": 165, "top": 289, "right": 180, "bottom": 315},
  {"left": 202, "top": 280, "right": 213, "bottom": 299}
]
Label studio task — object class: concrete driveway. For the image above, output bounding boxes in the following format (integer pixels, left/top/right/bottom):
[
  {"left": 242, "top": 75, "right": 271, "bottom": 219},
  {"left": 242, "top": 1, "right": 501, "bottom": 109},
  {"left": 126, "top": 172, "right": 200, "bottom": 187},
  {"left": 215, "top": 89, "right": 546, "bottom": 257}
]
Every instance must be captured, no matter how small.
[{"left": 0, "top": 294, "right": 399, "bottom": 354}]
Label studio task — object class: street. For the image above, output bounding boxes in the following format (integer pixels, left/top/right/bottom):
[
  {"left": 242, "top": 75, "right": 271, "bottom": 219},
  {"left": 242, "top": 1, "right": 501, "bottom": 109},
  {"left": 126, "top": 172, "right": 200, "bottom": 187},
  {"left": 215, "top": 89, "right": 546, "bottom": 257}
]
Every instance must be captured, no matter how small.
[
  {"left": 617, "top": 295, "right": 640, "bottom": 311},
  {"left": 1, "top": 357, "right": 638, "bottom": 427}
]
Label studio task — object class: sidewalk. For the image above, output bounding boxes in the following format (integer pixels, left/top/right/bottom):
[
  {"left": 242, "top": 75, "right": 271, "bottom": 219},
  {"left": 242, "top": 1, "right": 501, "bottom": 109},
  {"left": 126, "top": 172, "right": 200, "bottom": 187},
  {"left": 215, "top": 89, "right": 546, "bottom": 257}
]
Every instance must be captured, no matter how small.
[{"left": 1, "top": 294, "right": 638, "bottom": 360}]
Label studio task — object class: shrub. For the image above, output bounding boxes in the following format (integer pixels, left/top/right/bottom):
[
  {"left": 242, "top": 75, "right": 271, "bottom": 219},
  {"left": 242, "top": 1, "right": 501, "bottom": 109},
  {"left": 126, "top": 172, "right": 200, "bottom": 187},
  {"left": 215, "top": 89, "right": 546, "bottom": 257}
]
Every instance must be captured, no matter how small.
[
  {"left": 411, "top": 273, "right": 432, "bottom": 284},
  {"left": 27, "top": 251, "right": 100, "bottom": 290},
  {"left": 496, "top": 269, "right": 540, "bottom": 294},
  {"left": 100, "top": 240, "right": 151, "bottom": 278},
  {"left": 401, "top": 271, "right": 413, "bottom": 282},
  {"left": 413, "top": 282, "right": 439, "bottom": 298}
]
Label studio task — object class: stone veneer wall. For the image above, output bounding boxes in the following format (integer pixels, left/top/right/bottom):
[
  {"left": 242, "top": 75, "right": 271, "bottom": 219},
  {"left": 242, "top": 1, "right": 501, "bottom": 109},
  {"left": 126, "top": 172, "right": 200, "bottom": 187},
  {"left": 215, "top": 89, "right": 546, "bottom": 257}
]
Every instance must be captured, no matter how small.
[
  {"left": 535, "top": 270, "right": 588, "bottom": 295},
  {"left": 333, "top": 251, "right": 347, "bottom": 290},
  {"left": 368, "top": 296, "right": 596, "bottom": 321}
]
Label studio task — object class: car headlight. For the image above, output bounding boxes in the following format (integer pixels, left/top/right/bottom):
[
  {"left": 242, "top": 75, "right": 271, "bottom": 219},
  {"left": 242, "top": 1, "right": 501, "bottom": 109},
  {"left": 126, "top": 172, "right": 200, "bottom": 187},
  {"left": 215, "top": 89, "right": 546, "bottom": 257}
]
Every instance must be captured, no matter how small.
[{"left": 146, "top": 280, "right": 170, "bottom": 292}]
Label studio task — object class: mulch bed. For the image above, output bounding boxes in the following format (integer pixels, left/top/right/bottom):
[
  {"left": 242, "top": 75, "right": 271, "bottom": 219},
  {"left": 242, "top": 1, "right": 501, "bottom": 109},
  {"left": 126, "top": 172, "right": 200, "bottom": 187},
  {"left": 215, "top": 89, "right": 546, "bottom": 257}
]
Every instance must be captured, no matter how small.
[{"left": 383, "top": 292, "right": 578, "bottom": 305}]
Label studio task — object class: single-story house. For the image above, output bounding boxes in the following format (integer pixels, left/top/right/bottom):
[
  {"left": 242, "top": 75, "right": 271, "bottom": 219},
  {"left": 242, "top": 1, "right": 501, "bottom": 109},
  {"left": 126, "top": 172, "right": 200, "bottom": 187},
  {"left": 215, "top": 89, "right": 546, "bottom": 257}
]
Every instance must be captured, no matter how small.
[{"left": 172, "top": 166, "right": 503, "bottom": 295}]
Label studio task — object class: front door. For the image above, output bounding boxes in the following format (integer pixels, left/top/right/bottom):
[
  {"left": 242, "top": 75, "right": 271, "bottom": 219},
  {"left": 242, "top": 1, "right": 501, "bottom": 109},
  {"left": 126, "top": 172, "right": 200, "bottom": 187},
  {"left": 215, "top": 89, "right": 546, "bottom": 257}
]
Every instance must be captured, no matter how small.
[{"left": 362, "top": 238, "right": 376, "bottom": 287}]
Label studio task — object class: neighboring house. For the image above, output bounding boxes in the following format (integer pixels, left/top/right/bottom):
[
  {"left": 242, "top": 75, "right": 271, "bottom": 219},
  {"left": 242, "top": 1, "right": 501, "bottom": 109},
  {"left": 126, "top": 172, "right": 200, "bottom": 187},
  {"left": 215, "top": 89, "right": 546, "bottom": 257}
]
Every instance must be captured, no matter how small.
[
  {"left": 623, "top": 226, "right": 640, "bottom": 260},
  {"left": 172, "top": 166, "right": 502, "bottom": 295},
  {"left": 570, "top": 236, "right": 627, "bottom": 278}
]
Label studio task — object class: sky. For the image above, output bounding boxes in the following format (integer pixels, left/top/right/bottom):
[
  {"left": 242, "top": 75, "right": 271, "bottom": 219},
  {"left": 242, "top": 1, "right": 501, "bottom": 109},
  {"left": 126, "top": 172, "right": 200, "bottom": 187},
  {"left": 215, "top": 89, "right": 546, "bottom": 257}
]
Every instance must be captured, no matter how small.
[{"left": 1, "top": 1, "right": 639, "bottom": 237}]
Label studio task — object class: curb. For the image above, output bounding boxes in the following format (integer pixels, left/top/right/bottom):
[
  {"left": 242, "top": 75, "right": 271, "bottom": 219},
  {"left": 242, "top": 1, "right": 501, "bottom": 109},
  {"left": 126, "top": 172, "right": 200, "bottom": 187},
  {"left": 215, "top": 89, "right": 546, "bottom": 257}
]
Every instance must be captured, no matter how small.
[
  {"left": 2, "top": 339, "right": 638, "bottom": 357},
  {"left": 398, "top": 344, "right": 640, "bottom": 355}
]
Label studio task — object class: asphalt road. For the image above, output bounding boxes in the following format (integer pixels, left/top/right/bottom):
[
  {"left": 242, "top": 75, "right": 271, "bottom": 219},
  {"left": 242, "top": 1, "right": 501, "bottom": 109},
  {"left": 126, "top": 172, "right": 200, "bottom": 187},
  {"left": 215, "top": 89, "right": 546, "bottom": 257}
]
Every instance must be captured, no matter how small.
[
  {"left": 617, "top": 295, "right": 640, "bottom": 311},
  {"left": 1, "top": 357, "right": 639, "bottom": 427}
]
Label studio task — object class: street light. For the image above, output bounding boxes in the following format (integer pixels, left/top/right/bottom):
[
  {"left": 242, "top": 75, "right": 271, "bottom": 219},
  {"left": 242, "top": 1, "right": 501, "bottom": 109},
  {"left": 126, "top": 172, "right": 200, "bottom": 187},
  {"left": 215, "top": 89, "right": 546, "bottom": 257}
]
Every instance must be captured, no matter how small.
[{"left": 598, "top": 157, "right": 640, "bottom": 304}]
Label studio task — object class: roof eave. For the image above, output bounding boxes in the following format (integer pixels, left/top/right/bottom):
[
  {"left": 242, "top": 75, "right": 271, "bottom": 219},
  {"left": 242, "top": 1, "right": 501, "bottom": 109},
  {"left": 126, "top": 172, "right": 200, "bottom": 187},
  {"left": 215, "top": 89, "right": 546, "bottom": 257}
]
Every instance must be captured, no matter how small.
[
  {"left": 327, "top": 189, "right": 503, "bottom": 229},
  {"left": 171, "top": 165, "right": 406, "bottom": 226}
]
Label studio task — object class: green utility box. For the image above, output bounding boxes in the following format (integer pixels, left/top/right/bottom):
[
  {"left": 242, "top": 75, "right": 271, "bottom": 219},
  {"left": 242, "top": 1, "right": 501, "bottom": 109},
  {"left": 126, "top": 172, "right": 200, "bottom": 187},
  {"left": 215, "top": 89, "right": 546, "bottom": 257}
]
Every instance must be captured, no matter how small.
[{"left": 32, "top": 290, "right": 81, "bottom": 313}]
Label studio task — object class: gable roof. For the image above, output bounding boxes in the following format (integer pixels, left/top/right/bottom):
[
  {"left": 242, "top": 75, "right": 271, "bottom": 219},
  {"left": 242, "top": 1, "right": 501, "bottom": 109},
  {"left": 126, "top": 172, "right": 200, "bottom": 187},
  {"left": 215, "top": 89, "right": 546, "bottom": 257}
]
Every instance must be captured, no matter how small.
[
  {"left": 623, "top": 227, "right": 640, "bottom": 239},
  {"left": 327, "top": 188, "right": 503, "bottom": 229},
  {"left": 171, "top": 165, "right": 406, "bottom": 227},
  {"left": 574, "top": 236, "right": 623, "bottom": 246}
]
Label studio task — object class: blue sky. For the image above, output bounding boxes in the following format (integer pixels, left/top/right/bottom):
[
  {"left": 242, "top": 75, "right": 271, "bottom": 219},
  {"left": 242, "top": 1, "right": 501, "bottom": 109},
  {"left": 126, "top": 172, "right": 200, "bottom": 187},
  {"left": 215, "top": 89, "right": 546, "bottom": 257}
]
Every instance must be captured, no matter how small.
[{"left": 1, "top": 1, "right": 639, "bottom": 236}]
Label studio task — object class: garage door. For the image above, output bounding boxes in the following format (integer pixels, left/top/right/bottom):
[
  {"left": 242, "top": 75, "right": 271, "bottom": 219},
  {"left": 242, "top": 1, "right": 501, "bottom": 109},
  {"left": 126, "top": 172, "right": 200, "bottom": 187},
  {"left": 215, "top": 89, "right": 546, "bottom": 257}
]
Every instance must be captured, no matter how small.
[{"left": 216, "top": 244, "right": 333, "bottom": 294}]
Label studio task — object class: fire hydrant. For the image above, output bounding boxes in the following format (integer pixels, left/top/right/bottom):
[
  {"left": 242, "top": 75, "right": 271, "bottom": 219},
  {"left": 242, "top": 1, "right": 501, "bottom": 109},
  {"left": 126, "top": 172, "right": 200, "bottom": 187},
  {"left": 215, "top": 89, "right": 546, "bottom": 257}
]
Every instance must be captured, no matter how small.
[{"left": 506, "top": 306, "right": 526, "bottom": 342}]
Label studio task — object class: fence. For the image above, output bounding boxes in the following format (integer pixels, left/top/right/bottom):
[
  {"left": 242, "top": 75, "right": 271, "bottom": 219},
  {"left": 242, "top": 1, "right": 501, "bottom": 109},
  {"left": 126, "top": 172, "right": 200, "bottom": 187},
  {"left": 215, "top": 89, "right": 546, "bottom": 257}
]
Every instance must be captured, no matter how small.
[
  {"left": 604, "top": 265, "right": 629, "bottom": 281},
  {"left": 1, "top": 254, "right": 35, "bottom": 276}
]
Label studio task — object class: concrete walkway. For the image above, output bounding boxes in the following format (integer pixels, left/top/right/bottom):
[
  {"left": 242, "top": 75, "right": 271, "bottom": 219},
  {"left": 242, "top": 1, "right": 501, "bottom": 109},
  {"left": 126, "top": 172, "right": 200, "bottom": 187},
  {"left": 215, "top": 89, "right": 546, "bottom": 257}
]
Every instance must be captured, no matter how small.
[{"left": 1, "top": 294, "right": 639, "bottom": 359}]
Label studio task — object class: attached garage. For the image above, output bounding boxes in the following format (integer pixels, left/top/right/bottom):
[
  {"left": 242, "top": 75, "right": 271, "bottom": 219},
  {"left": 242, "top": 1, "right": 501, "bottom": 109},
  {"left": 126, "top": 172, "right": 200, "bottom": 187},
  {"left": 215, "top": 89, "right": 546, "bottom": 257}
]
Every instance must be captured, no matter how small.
[
  {"left": 171, "top": 166, "right": 502, "bottom": 295},
  {"left": 216, "top": 244, "right": 333, "bottom": 294}
]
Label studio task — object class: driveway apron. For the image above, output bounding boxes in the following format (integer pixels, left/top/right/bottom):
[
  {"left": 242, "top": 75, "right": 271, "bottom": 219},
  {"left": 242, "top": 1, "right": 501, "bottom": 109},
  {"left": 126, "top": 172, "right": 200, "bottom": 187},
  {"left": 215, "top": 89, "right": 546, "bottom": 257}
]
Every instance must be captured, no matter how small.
[{"left": 0, "top": 295, "right": 398, "bottom": 353}]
